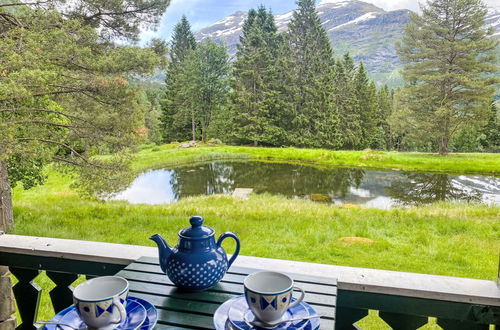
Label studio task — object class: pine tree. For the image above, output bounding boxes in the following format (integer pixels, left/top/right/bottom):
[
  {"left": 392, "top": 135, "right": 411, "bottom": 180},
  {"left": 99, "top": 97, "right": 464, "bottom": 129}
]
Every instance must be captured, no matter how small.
[
  {"left": 396, "top": 0, "right": 498, "bottom": 155},
  {"left": 230, "top": 6, "right": 287, "bottom": 146},
  {"left": 161, "top": 16, "right": 197, "bottom": 142},
  {"left": 377, "top": 85, "right": 394, "bottom": 150},
  {"left": 333, "top": 57, "right": 360, "bottom": 149},
  {"left": 286, "top": 0, "right": 339, "bottom": 148},
  {"left": 481, "top": 101, "right": 500, "bottom": 150},
  {"left": 354, "top": 62, "right": 379, "bottom": 148}
]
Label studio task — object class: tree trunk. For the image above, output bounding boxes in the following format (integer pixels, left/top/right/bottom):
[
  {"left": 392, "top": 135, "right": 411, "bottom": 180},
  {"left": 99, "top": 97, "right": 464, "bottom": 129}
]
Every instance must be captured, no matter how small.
[
  {"left": 438, "top": 137, "right": 448, "bottom": 155},
  {"left": 191, "top": 117, "right": 196, "bottom": 142},
  {"left": 0, "top": 266, "right": 16, "bottom": 329},
  {"left": 0, "top": 161, "right": 13, "bottom": 233},
  {"left": 253, "top": 141, "right": 258, "bottom": 147}
]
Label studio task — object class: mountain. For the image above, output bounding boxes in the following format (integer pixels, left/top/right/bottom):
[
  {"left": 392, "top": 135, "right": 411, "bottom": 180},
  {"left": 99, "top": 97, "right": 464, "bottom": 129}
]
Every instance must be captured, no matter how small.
[{"left": 195, "top": 0, "right": 500, "bottom": 87}]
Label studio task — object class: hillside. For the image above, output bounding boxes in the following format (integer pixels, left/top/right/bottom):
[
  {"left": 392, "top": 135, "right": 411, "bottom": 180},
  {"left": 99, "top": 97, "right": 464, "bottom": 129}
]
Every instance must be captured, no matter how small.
[{"left": 195, "top": 0, "right": 500, "bottom": 87}]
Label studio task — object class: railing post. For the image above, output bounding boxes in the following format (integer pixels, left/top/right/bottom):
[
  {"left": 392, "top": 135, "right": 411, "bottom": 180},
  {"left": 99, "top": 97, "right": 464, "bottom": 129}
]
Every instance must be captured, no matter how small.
[
  {"left": 10, "top": 268, "right": 41, "bottom": 330},
  {"left": 0, "top": 265, "right": 16, "bottom": 330}
]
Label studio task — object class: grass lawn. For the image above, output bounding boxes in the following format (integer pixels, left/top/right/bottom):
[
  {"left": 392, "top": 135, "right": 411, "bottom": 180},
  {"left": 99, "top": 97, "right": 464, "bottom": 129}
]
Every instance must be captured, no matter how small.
[
  {"left": 9, "top": 144, "right": 500, "bottom": 324},
  {"left": 131, "top": 143, "right": 500, "bottom": 175}
]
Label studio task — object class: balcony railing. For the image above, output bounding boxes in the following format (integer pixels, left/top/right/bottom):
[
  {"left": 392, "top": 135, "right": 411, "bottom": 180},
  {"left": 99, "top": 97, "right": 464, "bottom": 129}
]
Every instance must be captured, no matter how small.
[{"left": 1, "top": 234, "right": 499, "bottom": 329}]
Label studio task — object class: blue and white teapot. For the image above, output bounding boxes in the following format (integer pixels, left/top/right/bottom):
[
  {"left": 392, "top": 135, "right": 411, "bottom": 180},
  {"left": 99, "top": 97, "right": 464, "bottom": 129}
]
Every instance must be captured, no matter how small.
[{"left": 150, "top": 216, "right": 240, "bottom": 291}]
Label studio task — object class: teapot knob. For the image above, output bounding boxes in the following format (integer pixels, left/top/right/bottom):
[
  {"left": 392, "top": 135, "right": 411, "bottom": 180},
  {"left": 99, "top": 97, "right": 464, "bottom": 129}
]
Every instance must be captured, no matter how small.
[{"left": 190, "top": 215, "right": 204, "bottom": 228}]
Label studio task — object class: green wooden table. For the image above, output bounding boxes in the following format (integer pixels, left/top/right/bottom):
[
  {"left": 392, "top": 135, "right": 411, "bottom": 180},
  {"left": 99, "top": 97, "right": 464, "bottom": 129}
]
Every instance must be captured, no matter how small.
[{"left": 115, "top": 256, "right": 337, "bottom": 329}]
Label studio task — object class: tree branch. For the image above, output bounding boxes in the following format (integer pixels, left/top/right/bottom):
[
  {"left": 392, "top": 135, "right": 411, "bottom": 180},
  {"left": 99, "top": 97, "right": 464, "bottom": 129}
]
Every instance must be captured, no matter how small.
[
  {"left": 0, "top": 108, "right": 92, "bottom": 124},
  {"left": 0, "top": 87, "right": 94, "bottom": 102},
  {"left": 0, "top": 1, "right": 49, "bottom": 8},
  {"left": 15, "top": 137, "right": 105, "bottom": 168}
]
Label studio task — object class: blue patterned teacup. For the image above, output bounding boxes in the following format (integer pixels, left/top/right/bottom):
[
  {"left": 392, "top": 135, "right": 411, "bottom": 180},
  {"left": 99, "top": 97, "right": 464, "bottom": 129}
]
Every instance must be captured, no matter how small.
[
  {"left": 244, "top": 271, "right": 305, "bottom": 324},
  {"left": 73, "top": 276, "right": 129, "bottom": 330}
]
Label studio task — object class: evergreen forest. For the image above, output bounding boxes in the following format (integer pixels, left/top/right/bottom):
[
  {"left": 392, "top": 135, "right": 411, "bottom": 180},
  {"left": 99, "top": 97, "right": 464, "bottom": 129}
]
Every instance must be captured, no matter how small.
[{"left": 157, "top": 0, "right": 499, "bottom": 154}]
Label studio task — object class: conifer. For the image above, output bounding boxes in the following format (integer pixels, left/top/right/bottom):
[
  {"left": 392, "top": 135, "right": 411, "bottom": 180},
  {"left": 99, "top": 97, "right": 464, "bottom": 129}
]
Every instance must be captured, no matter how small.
[
  {"left": 161, "top": 16, "right": 197, "bottom": 142},
  {"left": 286, "top": 0, "right": 339, "bottom": 148},
  {"left": 396, "top": 0, "right": 498, "bottom": 154},
  {"left": 230, "top": 6, "right": 287, "bottom": 146}
]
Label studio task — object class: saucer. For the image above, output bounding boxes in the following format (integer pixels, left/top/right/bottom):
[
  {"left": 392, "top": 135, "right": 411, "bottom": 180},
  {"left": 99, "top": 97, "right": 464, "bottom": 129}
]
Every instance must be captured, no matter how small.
[
  {"left": 213, "top": 295, "right": 320, "bottom": 330},
  {"left": 44, "top": 298, "right": 147, "bottom": 330},
  {"left": 127, "top": 297, "right": 158, "bottom": 330}
]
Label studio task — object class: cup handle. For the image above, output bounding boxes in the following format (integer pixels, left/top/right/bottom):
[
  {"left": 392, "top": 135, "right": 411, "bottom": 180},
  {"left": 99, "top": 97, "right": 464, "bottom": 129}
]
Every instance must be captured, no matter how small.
[
  {"left": 111, "top": 296, "right": 126, "bottom": 325},
  {"left": 288, "top": 286, "right": 305, "bottom": 309},
  {"left": 216, "top": 232, "right": 240, "bottom": 268}
]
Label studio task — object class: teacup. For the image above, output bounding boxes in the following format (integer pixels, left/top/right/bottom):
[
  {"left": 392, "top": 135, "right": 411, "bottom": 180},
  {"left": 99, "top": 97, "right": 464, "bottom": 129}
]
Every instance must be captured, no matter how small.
[
  {"left": 73, "top": 276, "right": 129, "bottom": 330},
  {"left": 243, "top": 271, "right": 305, "bottom": 324}
]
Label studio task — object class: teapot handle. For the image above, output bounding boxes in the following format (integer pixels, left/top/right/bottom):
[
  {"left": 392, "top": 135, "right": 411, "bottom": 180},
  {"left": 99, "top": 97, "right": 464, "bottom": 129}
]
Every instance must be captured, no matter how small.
[{"left": 217, "top": 232, "right": 240, "bottom": 268}]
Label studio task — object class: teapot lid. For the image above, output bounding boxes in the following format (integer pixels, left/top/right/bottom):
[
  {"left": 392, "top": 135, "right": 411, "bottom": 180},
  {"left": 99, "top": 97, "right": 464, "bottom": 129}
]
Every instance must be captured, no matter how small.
[{"left": 179, "top": 216, "right": 214, "bottom": 239}]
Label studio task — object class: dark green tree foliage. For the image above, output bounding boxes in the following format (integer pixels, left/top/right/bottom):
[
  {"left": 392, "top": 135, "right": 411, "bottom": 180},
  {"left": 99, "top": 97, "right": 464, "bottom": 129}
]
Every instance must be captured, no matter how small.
[
  {"left": 161, "top": 16, "right": 197, "bottom": 142},
  {"left": 353, "top": 62, "right": 380, "bottom": 149},
  {"left": 180, "top": 40, "right": 230, "bottom": 142},
  {"left": 377, "top": 86, "right": 394, "bottom": 150},
  {"left": 0, "top": 0, "right": 167, "bottom": 230},
  {"left": 481, "top": 101, "right": 500, "bottom": 150},
  {"left": 230, "top": 6, "right": 288, "bottom": 146},
  {"left": 63, "top": 0, "right": 170, "bottom": 41},
  {"left": 286, "top": 0, "right": 339, "bottom": 148},
  {"left": 396, "top": 0, "right": 498, "bottom": 155},
  {"left": 333, "top": 55, "right": 360, "bottom": 149}
]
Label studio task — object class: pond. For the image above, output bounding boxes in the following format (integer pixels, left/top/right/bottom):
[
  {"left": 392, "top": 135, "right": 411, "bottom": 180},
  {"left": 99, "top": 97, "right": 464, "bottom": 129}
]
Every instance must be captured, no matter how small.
[{"left": 109, "top": 161, "right": 500, "bottom": 209}]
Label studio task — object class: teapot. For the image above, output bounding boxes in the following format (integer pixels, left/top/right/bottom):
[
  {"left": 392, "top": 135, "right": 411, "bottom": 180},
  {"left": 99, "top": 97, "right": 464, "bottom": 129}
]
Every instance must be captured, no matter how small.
[{"left": 150, "top": 215, "right": 240, "bottom": 291}]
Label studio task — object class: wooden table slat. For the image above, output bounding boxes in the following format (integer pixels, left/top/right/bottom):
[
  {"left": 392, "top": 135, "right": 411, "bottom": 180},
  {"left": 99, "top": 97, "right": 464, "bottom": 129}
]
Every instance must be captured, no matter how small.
[
  {"left": 124, "top": 263, "right": 337, "bottom": 295},
  {"left": 133, "top": 257, "right": 337, "bottom": 286},
  {"left": 118, "top": 269, "right": 337, "bottom": 307}
]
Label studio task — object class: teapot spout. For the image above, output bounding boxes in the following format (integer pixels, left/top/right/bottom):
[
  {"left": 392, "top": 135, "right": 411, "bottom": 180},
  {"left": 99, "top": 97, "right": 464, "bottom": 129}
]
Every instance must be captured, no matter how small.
[{"left": 149, "top": 234, "right": 173, "bottom": 274}]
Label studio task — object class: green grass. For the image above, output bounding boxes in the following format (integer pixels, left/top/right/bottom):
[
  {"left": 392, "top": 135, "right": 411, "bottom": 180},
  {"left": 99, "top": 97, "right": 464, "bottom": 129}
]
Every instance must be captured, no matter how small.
[
  {"left": 132, "top": 143, "right": 500, "bottom": 176},
  {"left": 13, "top": 179, "right": 500, "bottom": 280},
  {"left": 9, "top": 144, "right": 500, "bottom": 325}
]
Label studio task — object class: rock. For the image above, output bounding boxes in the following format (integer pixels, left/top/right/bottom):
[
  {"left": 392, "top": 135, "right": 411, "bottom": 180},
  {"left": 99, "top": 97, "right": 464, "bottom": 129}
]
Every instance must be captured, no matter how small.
[
  {"left": 232, "top": 188, "right": 253, "bottom": 200},
  {"left": 339, "top": 237, "right": 375, "bottom": 244},
  {"left": 310, "top": 194, "right": 331, "bottom": 202},
  {"left": 177, "top": 141, "right": 197, "bottom": 148},
  {"left": 339, "top": 203, "right": 358, "bottom": 209}
]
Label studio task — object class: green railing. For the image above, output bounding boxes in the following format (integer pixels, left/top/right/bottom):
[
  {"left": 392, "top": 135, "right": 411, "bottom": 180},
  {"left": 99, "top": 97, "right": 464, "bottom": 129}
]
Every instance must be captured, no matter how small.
[{"left": 1, "top": 234, "right": 499, "bottom": 329}]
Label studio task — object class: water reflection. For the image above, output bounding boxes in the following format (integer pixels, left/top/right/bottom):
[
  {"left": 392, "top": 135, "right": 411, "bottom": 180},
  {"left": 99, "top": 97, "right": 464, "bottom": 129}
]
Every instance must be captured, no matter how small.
[
  {"left": 109, "top": 161, "right": 500, "bottom": 209},
  {"left": 386, "top": 173, "right": 482, "bottom": 206}
]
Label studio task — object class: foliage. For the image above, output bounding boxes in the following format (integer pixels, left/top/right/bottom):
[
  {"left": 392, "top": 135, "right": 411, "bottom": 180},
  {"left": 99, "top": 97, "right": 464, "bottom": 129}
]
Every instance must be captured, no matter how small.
[
  {"left": 229, "top": 6, "right": 289, "bottom": 146},
  {"left": 333, "top": 54, "right": 361, "bottom": 149},
  {"left": 179, "top": 40, "right": 230, "bottom": 142},
  {"left": 480, "top": 101, "right": 500, "bottom": 151},
  {"left": 285, "top": 0, "right": 340, "bottom": 148},
  {"left": 396, "top": 0, "right": 499, "bottom": 155},
  {"left": 0, "top": 4, "right": 166, "bottom": 193},
  {"left": 161, "top": 15, "right": 197, "bottom": 142}
]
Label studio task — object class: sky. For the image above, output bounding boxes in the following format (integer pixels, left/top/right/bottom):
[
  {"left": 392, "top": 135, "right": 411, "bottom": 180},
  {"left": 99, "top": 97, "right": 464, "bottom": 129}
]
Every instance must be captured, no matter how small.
[{"left": 139, "top": 0, "right": 500, "bottom": 44}]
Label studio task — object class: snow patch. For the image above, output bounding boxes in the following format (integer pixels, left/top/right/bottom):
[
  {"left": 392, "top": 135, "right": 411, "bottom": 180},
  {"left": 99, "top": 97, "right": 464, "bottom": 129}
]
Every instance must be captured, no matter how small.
[
  {"left": 329, "top": 12, "right": 377, "bottom": 31},
  {"left": 275, "top": 11, "right": 294, "bottom": 22},
  {"left": 319, "top": 0, "right": 351, "bottom": 8}
]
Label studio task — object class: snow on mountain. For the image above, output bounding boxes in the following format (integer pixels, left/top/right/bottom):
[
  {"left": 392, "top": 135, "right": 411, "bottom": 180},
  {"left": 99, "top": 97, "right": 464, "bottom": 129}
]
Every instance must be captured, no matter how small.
[{"left": 327, "top": 11, "right": 378, "bottom": 31}]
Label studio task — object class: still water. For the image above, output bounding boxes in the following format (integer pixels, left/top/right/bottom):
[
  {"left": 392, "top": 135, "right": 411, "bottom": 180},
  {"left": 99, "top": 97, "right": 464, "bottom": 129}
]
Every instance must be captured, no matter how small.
[{"left": 110, "top": 161, "right": 500, "bottom": 209}]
